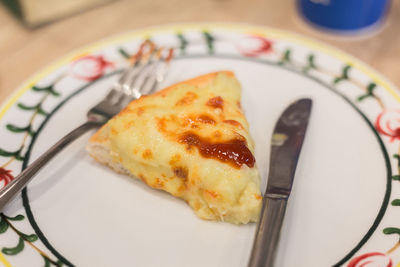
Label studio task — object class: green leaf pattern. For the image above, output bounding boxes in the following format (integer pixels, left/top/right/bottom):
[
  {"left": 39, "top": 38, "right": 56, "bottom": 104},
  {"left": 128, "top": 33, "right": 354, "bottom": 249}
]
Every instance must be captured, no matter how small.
[
  {"left": 118, "top": 48, "right": 130, "bottom": 59},
  {"left": 32, "top": 85, "right": 60, "bottom": 97},
  {"left": 0, "top": 147, "right": 24, "bottom": 161},
  {"left": 0, "top": 214, "right": 38, "bottom": 255},
  {"left": 303, "top": 54, "right": 316, "bottom": 73},
  {"left": 177, "top": 33, "right": 188, "bottom": 55},
  {"left": 391, "top": 199, "right": 400, "bottom": 206},
  {"left": 383, "top": 227, "right": 400, "bottom": 237},
  {"left": 5, "top": 214, "right": 25, "bottom": 221},
  {"left": 357, "top": 82, "right": 377, "bottom": 102},
  {"left": 0, "top": 74, "right": 63, "bottom": 264},
  {"left": 333, "top": 64, "right": 351, "bottom": 84},
  {"left": 6, "top": 124, "right": 35, "bottom": 136},
  {"left": 203, "top": 31, "right": 215, "bottom": 54},
  {"left": 278, "top": 49, "right": 291, "bottom": 65},
  {"left": 0, "top": 219, "right": 8, "bottom": 233},
  {"left": 2, "top": 237, "right": 24, "bottom": 255},
  {"left": 18, "top": 102, "right": 48, "bottom": 116}
]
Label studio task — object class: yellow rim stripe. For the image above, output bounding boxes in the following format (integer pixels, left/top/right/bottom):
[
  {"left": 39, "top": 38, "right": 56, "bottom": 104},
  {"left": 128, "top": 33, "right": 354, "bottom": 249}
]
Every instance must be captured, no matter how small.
[
  {"left": 0, "top": 252, "right": 12, "bottom": 267},
  {"left": 0, "top": 23, "right": 399, "bottom": 121}
]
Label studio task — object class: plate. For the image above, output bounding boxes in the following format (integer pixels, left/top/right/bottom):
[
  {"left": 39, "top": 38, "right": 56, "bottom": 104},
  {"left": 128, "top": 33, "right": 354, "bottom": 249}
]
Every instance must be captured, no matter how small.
[{"left": 0, "top": 23, "right": 399, "bottom": 267}]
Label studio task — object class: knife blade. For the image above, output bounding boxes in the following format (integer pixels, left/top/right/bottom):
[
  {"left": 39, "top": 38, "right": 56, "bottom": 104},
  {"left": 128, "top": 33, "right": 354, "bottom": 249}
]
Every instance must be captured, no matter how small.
[{"left": 248, "top": 98, "right": 312, "bottom": 267}]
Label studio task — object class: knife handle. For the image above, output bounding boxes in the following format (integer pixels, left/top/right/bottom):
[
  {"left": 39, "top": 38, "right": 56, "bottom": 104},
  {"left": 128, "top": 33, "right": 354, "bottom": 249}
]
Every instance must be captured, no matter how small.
[{"left": 248, "top": 196, "right": 287, "bottom": 267}]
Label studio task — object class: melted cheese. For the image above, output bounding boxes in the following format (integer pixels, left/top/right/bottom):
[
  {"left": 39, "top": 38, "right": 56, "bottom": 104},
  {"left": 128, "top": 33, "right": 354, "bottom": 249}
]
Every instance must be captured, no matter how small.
[{"left": 88, "top": 71, "right": 262, "bottom": 224}]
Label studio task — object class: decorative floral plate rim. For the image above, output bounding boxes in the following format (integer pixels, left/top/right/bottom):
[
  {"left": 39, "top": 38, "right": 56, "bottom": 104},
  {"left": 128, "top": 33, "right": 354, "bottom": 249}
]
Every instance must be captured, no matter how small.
[
  {"left": 1, "top": 23, "right": 399, "bottom": 118},
  {"left": 0, "top": 23, "right": 399, "bottom": 267}
]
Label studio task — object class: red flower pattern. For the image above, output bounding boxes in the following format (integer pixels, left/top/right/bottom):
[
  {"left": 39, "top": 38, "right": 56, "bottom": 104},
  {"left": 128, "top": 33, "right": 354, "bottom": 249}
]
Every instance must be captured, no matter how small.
[
  {"left": 236, "top": 35, "right": 273, "bottom": 57},
  {"left": 347, "top": 252, "right": 392, "bottom": 267},
  {"left": 0, "top": 167, "right": 14, "bottom": 189},
  {"left": 70, "top": 55, "right": 114, "bottom": 81},
  {"left": 375, "top": 110, "right": 400, "bottom": 142}
]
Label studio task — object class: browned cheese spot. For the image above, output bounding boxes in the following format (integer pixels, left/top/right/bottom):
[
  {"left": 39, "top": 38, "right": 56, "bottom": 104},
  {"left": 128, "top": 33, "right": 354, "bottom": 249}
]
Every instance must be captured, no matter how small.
[
  {"left": 156, "top": 115, "right": 184, "bottom": 137},
  {"left": 110, "top": 128, "right": 118, "bottom": 135},
  {"left": 206, "top": 96, "right": 224, "bottom": 109},
  {"left": 181, "top": 117, "right": 192, "bottom": 127},
  {"left": 169, "top": 154, "right": 181, "bottom": 166},
  {"left": 142, "top": 149, "right": 153, "bottom": 159},
  {"left": 177, "top": 185, "right": 186, "bottom": 193},
  {"left": 153, "top": 178, "right": 165, "bottom": 188},
  {"left": 175, "top": 92, "right": 198, "bottom": 106},
  {"left": 205, "top": 189, "right": 219, "bottom": 198},
  {"left": 156, "top": 117, "right": 167, "bottom": 133},
  {"left": 182, "top": 114, "right": 215, "bottom": 129},
  {"left": 196, "top": 114, "right": 216, "bottom": 124},
  {"left": 173, "top": 166, "right": 188, "bottom": 180},
  {"left": 123, "top": 121, "right": 135, "bottom": 129},
  {"left": 223, "top": 120, "right": 243, "bottom": 129},
  {"left": 136, "top": 107, "right": 145, "bottom": 116}
]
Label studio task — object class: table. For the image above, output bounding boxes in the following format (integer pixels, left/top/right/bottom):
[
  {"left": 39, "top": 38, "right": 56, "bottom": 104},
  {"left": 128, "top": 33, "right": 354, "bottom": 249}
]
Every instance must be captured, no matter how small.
[{"left": 1, "top": 0, "right": 399, "bottom": 103}]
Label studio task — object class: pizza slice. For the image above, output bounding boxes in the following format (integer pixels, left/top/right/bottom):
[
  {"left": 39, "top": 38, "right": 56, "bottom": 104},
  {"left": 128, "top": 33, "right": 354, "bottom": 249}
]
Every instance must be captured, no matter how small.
[{"left": 87, "top": 71, "right": 262, "bottom": 224}]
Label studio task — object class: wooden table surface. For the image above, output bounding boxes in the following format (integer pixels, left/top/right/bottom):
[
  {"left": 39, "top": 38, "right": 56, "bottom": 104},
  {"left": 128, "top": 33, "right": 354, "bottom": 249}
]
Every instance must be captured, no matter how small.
[{"left": 1, "top": 0, "right": 399, "bottom": 104}]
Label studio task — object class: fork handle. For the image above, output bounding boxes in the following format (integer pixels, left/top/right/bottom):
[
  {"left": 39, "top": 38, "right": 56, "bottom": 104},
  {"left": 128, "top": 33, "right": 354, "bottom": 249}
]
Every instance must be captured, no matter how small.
[{"left": 0, "top": 120, "right": 101, "bottom": 211}]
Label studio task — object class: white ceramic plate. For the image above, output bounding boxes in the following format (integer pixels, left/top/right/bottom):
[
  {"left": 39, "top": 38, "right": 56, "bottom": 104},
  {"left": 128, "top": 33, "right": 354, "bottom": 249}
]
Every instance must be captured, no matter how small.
[{"left": 0, "top": 24, "right": 399, "bottom": 267}]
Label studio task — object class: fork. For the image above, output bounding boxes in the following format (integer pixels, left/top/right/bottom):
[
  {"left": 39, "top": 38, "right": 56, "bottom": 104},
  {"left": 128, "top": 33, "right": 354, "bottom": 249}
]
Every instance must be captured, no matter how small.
[{"left": 0, "top": 41, "right": 173, "bottom": 210}]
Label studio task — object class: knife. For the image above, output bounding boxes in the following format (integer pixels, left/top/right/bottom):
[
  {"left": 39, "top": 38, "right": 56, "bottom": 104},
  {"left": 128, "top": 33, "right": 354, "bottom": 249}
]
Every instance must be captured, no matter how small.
[{"left": 248, "top": 98, "right": 312, "bottom": 267}]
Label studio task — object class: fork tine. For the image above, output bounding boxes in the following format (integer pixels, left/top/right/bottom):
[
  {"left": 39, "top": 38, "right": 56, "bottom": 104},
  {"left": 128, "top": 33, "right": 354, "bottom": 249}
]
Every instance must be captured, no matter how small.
[
  {"left": 128, "top": 62, "right": 154, "bottom": 99},
  {"left": 114, "top": 43, "right": 158, "bottom": 104},
  {"left": 139, "top": 62, "right": 164, "bottom": 95},
  {"left": 139, "top": 47, "right": 174, "bottom": 95},
  {"left": 111, "top": 40, "right": 153, "bottom": 94},
  {"left": 120, "top": 67, "right": 143, "bottom": 95},
  {"left": 117, "top": 46, "right": 150, "bottom": 93},
  {"left": 139, "top": 70, "right": 159, "bottom": 95},
  {"left": 124, "top": 44, "right": 160, "bottom": 98},
  {"left": 109, "top": 42, "right": 174, "bottom": 108}
]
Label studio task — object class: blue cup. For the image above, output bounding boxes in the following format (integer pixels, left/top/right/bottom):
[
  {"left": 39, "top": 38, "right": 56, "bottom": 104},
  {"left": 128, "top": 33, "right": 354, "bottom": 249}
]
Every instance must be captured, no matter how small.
[{"left": 298, "top": 0, "right": 391, "bottom": 32}]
